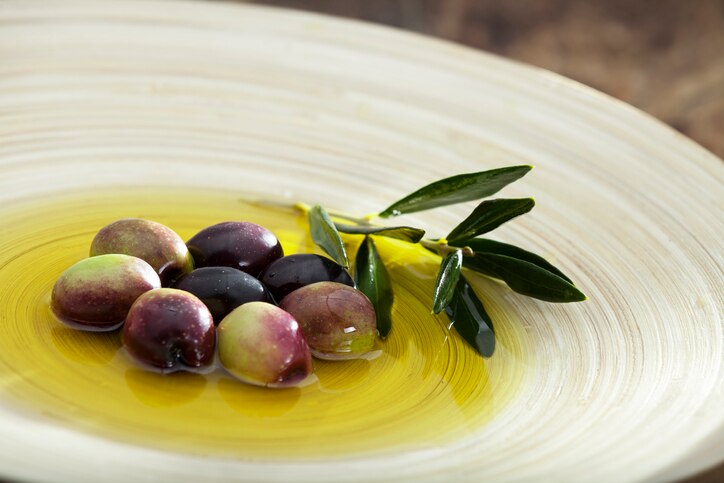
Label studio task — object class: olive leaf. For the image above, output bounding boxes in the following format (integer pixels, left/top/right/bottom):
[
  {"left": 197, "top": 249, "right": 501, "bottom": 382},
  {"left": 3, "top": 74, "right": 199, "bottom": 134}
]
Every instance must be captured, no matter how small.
[
  {"left": 335, "top": 223, "right": 425, "bottom": 243},
  {"left": 464, "top": 252, "right": 586, "bottom": 302},
  {"left": 355, "top": 236, "right": 394, "bottom": 338},
  {"left": 379, "top": 165, "right": 532, "bottom": 217},
  {"left": 446, "top": 198, "right": 535, "bottom": 244},
  {"left": 432, "top": 250, "right": 462, "bottom": 314},
  {"left": 308, "top": 204, "right": 349, "bottom": 268},
  {"left": 451, "top": 237, "right": 573, "bottom": 283},
  {"left": 444, "top": 274, "right": 495, "bottom": 357}
]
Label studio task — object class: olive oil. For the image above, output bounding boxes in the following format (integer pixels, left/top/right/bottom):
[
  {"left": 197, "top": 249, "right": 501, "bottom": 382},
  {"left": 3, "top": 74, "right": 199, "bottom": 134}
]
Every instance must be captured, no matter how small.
[{"left": 0, "top": 189, "right": 529, "bottom": 459}]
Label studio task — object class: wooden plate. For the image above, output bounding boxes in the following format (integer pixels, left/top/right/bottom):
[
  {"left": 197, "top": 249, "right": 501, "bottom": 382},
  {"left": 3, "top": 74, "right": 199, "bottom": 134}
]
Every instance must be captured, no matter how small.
[{"left": 0, "top": 1, "right": 722, "bottom": 482}]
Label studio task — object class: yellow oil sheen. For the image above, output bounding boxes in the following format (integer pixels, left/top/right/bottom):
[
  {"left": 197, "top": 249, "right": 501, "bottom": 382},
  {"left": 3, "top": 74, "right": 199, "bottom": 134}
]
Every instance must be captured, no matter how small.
[{"left": 0, "top": 189, "right": 528, "bottom": 459}]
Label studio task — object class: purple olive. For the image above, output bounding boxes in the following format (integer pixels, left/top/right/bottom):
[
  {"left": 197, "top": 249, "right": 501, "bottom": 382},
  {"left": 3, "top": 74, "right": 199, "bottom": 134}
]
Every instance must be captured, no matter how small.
[
  {"left": 90, "top": 218, "right": 193, "bottom": 286},
  {"left": 279, "top": 282, "right": 376, "bottom": 360},
  {"left": 218, "top": 302, "right": 312, "bottom": 388},
  {"left": 51, "top": 254, "right": 161, "bottom": 331},
  {"left": 186, "top": 222, "right": 283, "bottom": 277},
  {"left": 259, "top": 254, "right": 354, "bottom": 302},
  {"left": 172, "top": 266, "right": 271, "bottom": 324},
  {"left": 123, "top": 288, "right": 215, "bottom": 371}
]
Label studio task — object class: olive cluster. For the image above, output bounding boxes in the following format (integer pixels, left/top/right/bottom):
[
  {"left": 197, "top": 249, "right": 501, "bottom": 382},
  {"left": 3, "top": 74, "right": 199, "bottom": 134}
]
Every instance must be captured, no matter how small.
[{"left": 51, "top": 219, "right": 377, "bottom": 387}]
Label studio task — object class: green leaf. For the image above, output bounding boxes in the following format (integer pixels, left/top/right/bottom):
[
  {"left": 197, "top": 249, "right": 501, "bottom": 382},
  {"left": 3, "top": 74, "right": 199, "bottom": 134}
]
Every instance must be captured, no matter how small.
[
  {"left": 379, "top": 165, "right": 533, "bottom": 217},
  {"left": 334, "top": 223, "right": 426, "bottom": 243},
  {"left": 444, "top": 275, "right": 495, "bottom": 357},
  {"left": 355, "top": 236, "right": 394, "bottom": 338},
  {"left": 451, "top": 237, "right": 573, "bottom": 283},
  {"left": 432, "top": 250, "right": 462, "bottom": 314},
  {"left": 465, "top": 253, "right": 586, "bottom": 302},
  {"left": 446, "top": 198, "right": 535, "bottom": 244},
  {"left": 308, "top": 205, "right": 349, "bottom": 268}
]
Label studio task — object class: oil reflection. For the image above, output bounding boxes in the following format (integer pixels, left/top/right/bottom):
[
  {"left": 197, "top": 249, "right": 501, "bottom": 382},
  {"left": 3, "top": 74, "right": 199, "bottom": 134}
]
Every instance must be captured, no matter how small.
[
  {"left": 378, "top": 237, "right": 507, "bottom": 412},
  {"left": 125, "top": 368, "right": 207, "bottom": 407},
  {"left": 49, "top": 325, "right": 121, "bottom": 365},
  {"left": 217, "top": 377, "right": 301, "bottom": 417},
  {"left": 315, "top": 357, "right": 372, "bottom": 391}
]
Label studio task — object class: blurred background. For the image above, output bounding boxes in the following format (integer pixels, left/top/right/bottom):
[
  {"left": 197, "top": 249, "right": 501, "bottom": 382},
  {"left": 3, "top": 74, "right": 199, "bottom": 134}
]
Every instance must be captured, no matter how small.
[{"left": 241, "top": 0, "right": 724, "bottom": 158}]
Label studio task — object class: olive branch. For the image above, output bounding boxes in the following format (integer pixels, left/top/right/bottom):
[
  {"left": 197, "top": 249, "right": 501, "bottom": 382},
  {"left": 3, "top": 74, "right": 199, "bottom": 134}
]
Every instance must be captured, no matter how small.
[{"left": 299, "top": 166, "right": 586, "bottom": 357}]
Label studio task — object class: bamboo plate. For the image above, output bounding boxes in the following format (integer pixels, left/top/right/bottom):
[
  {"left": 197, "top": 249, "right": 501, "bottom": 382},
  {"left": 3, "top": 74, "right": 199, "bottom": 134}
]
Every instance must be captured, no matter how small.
[{"left": 0, "top": 1, "right": 722, "bottom": 482}]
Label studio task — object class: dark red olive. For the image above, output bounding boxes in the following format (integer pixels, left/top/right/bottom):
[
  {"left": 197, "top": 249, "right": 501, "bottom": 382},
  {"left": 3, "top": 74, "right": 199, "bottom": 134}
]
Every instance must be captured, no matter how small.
[{"left": 123, "top": 288, "right": 215, "bottom": 371}]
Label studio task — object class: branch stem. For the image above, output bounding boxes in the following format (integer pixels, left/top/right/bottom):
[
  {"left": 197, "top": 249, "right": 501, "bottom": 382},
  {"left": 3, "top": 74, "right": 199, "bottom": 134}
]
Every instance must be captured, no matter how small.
[
  {"left": 420, "top": 239, "right": 474, "bottom": 257},
  {"left": 325, "top": 210, "right": 375, "bottom": 226}
]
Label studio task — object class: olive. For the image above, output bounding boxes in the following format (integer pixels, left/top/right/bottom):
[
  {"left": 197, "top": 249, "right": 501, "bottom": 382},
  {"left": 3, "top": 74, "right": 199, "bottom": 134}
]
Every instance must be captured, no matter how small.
[
  {"left": 259, "top": 254, "right": 354, "bottom": 302},
  {"left": 280, "top": 282, "right": 376, "bottom": 360},
  {"left": 172, "top": 266, "right": 271, "bottom": 324},
  {"left": 218, "top": 302, "right": 313, "bottom": 388},
  {"left": 186, "top": 221, "right": 283, "bottom": 277},
  {"left": 90, "top": 218, "right": 193, "bottom": 286},
  {"left": 51, "top": 254, "right": 161, "bottom": 331},
  {"left": 123, "top": 288, "right": 215, "bottom": 371}
]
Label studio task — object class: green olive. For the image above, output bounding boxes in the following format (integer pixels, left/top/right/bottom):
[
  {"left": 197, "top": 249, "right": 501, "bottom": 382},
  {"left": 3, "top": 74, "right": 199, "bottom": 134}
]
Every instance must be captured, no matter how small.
[{"left": 51, "top": 254, "right": 161, "bottom": 331}]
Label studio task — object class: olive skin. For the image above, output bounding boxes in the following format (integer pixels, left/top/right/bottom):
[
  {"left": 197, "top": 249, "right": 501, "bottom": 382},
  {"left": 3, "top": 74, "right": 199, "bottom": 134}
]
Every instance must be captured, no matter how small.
[
  {"left": 123, "top": 288, "right": 215, "bottom": 371},
  {"left": 90, "top": 218, "right": 193, "bottom": 286},
  {"left": 186, "top": 222, "right": 283, "bottom": 277},
  {"left": 172, "top": 266, "right": 271, "bottom": 324},
  {"left": 51, "top": 254, "right": 161, "bottom": 331},
  {"left": 280, "top": 282, "right": 376, "bottom": 360},
  {"left": 218, "top": 302, "right": 313, "bottom": 388},
  {"left": 259, "top": 254, "right": 354, "bottom": 303}
]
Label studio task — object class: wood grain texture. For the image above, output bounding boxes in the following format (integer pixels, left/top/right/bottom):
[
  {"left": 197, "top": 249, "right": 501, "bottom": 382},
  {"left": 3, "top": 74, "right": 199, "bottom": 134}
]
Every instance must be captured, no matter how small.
[{"left": 0, "top": 1, "right": 722, "bottom": 482}]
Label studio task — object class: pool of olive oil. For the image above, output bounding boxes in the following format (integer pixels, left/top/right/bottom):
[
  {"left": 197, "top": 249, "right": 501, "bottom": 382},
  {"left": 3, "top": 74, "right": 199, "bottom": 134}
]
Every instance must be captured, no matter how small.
[{"left": 0, "top": 188, "right": 528, "bottom": 459}]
